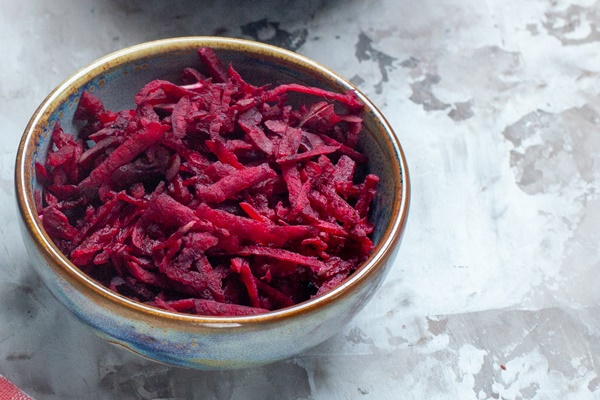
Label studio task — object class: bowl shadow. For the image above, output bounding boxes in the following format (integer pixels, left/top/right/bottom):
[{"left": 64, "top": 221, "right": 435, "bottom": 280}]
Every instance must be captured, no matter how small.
[{"left": 103, "top": 0, "right": 347, "bottom": 51}]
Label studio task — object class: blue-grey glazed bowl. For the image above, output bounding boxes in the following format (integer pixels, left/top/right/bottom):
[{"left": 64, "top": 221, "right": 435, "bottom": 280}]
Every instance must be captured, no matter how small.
[{"left": 15, "top": 37, "right": 410, "bottom": 369}]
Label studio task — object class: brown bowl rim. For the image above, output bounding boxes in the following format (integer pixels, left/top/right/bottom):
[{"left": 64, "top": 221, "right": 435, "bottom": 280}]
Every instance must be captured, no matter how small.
[{"left": 15, "top": 36, "right": 410, "bottom": 326}]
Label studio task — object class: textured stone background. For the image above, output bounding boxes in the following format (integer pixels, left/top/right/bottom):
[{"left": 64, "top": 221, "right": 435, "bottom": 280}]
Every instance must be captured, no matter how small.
[{"left": 2, "top": 0, "right": 600, "bottom": 398}]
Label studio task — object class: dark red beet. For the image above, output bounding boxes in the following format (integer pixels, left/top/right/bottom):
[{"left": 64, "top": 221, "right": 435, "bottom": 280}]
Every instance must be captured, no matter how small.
[
  {"left": 38, "top": 47, "right": 379, "bottom": 316},
  {"left": 238, "top": 108, "right": 274, "bottom": 155},
  {"left": 196, "top": 47, "right": 229, "bottom": 83}
]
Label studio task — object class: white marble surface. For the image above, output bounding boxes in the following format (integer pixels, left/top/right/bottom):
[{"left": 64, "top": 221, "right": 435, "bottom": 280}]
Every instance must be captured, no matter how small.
[{"left": 2, "top": 0, "right": 600, "bottom": 398}]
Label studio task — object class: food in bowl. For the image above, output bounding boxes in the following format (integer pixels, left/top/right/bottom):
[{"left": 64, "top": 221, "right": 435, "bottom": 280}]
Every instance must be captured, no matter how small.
[
  {"left": 16, "top": 37, "right": 409, "bottom": 369},
  {"left": 36, "top": 47, "right": 379, "bottom": 316}
]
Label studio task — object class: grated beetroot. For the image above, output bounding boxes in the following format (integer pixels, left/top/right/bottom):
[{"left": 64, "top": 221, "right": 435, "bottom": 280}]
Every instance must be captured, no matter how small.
[{"left": 37, "top": 48, "right": 379, "bottom": 316}]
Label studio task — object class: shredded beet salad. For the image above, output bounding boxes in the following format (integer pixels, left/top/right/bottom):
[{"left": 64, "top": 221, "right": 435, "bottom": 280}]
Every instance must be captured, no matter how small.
[{"left": 36, "top": 47, "right": 379, "bottom": 316}]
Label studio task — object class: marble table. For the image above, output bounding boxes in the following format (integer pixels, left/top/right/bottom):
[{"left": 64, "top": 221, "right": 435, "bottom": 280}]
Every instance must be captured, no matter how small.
[{"left": 2, "top": 0, "right": 599, "bottom": 398}]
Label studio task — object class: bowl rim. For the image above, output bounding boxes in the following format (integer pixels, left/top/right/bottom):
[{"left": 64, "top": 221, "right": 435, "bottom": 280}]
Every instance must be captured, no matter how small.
[{"left": 15, "top": 36, "right": 410, "bottom": 326}]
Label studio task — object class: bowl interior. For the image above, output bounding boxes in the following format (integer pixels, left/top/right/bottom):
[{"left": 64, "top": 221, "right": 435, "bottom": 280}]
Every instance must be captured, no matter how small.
[{"left": 21, "top": 37, "right": 408, "bottom": 320}]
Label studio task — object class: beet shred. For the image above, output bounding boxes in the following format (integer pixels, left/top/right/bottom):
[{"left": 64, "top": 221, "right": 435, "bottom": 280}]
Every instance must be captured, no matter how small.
[{"left": 37, "top": 48, "right": 379, "bottom": 316}]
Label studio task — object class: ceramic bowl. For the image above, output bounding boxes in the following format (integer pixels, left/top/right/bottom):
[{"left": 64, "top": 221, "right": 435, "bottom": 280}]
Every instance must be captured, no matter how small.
[{"left": 15, "top": 37, "right": 410, "bottom": 369}]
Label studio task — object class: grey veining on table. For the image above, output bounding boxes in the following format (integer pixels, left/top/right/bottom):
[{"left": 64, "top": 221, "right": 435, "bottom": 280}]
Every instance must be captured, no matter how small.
[{"left": 2, "top": 0, "right": 600, "bottom": 398}]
